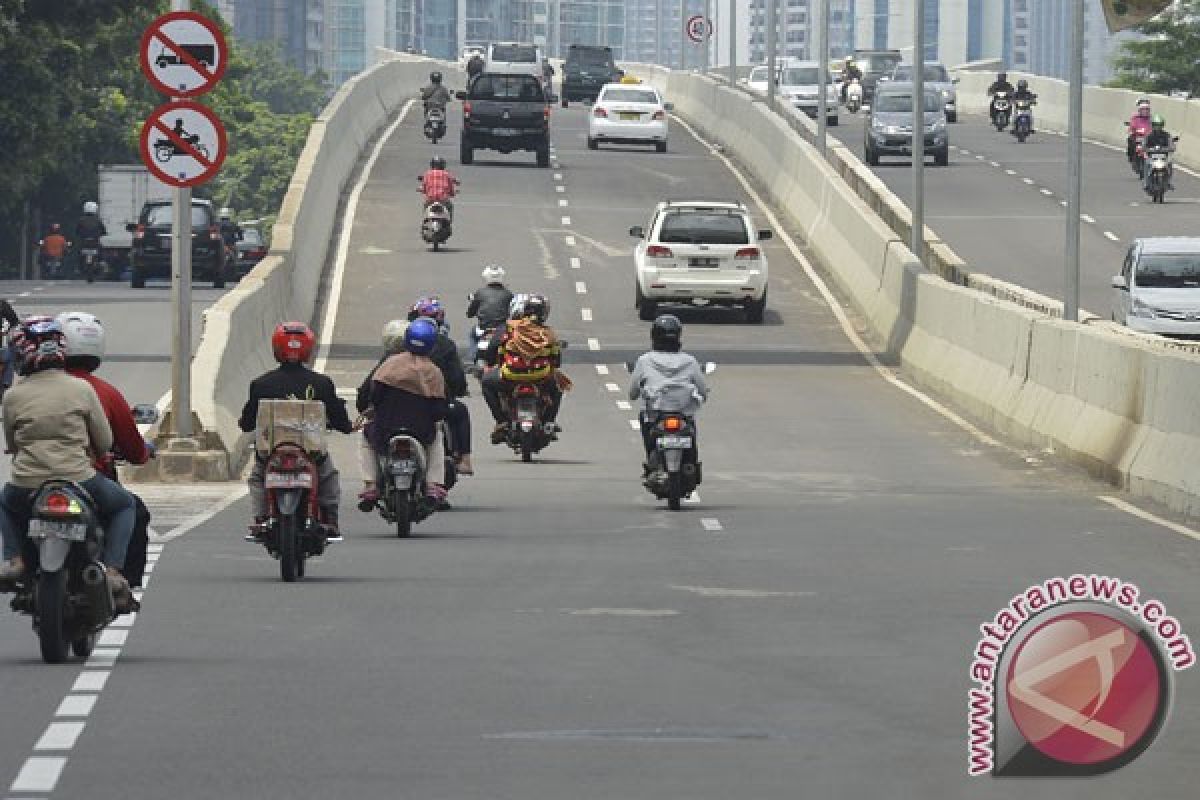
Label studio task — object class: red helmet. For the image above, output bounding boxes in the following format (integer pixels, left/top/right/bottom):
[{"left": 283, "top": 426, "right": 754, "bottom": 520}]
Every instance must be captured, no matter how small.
[{"left": 271, "top": 322, "right": 315, "bottom": 364}]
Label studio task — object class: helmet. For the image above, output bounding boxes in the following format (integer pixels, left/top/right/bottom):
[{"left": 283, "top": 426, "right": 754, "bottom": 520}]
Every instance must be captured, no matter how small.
[
  {"left": 50, "top": 223, "right": 60, "bottom": 233},
  {"left": 430, "top": 71, "right": 443, "bottom": 84},
  {"left": 408, "top": 295, "right": 445, "bottom": 324},
  {"left": 508, "top": 293, "right": 529, "bottom": 319},
  {"left": 1152, "top": 114, "right": 1165, "bottom": 129},
  {"left": 404, "top": 317, "right": 439, "bottom": 355},
  {"left": 650, "top": 314, "right": 683, "bottom": 352},
  {"left": 219, "top": 207, "right": 233, "bottom": 220},
  {"left": 430, "top": 155, "right": 447, "bottom": 170},
  {"left": 11, "top": 316, "right": 66, "bottom": 375},
  {"left": 1017, "top": 79, "right": 1028, "bottom": 91},
  {"left": 521, "top": 293, "right": 549, "bottom": 324},
  {"left": 381, "top": 319, "right": 408, "bottom": 354},
  {"left": 56, "top": 311, "right": 105, "bottom": 371},
  {"left": 997, "top": 71, "right": 1007, "bottom": 82},
  {"left": 271, "top": 322, "right": 315, "bottom": 364},
  {"left": 482, "top": 264, "right": 506, "bottom": 284},
  {"left": 83, "top": 201, "right": 98, "bottom": 215},
  {"left": 1138, "top": 99, "right": 1152, "bottom": 116}
]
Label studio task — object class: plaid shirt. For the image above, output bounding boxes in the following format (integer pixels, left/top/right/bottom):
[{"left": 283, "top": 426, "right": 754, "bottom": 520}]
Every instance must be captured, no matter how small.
[{"left": 421, "top": 169, "right": 457, "bottom": 202}]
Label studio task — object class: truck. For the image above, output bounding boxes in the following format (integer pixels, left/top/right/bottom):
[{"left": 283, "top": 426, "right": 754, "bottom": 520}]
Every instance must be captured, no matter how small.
[
  {"left": 98, "top": 165, "right": 171, "bottom": 276},
  {"left": 457, "top": 70, "right": 551, "bottom": 168}
]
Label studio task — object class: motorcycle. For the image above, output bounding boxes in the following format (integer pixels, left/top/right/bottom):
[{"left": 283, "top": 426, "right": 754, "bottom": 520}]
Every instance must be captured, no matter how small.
[
  {"left": 501, "top": 382, "right": 559, "bottom": 463},
  {"left": 424, "top": 106, "right": 447, "bottom": 143},
  {"left": 421, "top": 201, "right": 453, "bottom": 251},
  {"left": 1126, "top": 119, "right": 1151, "bottom": 176},
  {"left": 154, "top": 134, "right": 208, "bottom": 163},
  {"left": 1144, "top": 143, "right": 1176, "bottom": 204},
  {"left": 990, "top": 92, "right": 1011, "bottom": 131},
  {"left": 1012, "top": 98, "right": 1035, "bottom": 143},
  {"left": 371, "top": 430, "right": 436, "bottom": 537},
  {"left": 40, "top": 255, "right": 64, "bottom": 280},
  {"left": 845, "top": 78, "right": 862, "bottom": 113},
  {"left": 259, "top": 442, "right": 328, "bottom": 582},
  {"left": 78, "top": 242, "right": 102, "bottom": 283},
  {"left": 626, "top": 362, "right": 715, "bottom": 511}
]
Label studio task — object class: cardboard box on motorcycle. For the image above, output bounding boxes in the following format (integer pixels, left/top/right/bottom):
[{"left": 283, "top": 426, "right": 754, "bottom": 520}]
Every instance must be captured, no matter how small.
[{"left": 255, "top": 399, "right": 327, "bottom": 456}]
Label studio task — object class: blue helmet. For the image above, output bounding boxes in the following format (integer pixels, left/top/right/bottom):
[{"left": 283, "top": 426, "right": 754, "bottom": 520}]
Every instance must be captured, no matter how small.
[{"left": 404, "top": 317, "right": 438, "bottom": 355}]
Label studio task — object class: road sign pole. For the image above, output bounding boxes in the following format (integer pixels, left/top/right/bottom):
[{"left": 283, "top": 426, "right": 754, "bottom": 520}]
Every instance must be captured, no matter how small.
[
  {"left": 816, "top": 0, "right": 829, "bottom": 156},
  {"left": 766, "top": 0, "right": 777, "bottom": 111},
  {"left": 911, "top": 0, "right": 925, "bottom": 263},
  {"left": 728, "top": 0, "right": 736, "bottom": 85},
  {"left": 1065, "top": 0, "right": 1084, "bottom": 323},
  {"left": 171, "top": 0, "right": 193, "bottom": 440}
]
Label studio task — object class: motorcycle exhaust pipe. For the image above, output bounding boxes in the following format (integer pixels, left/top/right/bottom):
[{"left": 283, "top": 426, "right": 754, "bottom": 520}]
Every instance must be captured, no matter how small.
[{"left": 80, "top": 562, "right": 115, "bottom": 626}]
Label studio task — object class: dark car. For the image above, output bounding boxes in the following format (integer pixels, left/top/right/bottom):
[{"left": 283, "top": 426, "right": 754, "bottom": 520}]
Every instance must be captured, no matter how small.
[
  {"left": 853, "top": 49, "right": 903, "bottom": 105},
  {"left": 128, "top": 199, "right": 226, "bottom": 288},
  {"left": 562, "top": 44, "right": 621, "bottom": 107},
  {"left": 235, "top": 224, "right": 268, "bottom": 277},
  {"left": 458, "top": 70, "right": 551, "bottom": 167}
]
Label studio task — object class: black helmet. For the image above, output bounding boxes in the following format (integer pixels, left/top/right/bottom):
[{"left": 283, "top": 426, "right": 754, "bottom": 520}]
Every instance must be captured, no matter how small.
[
  {"left": 522, "top": 294, "right": 549, "bottom": 324},
  {"left": 1017, "top": 79, "right": 1028, "bottom": 91},
  {"left": 430, "top": 71, "right": 443, "bottom": 84},
  {"left": 430, "top": 155, "right": 446, "bottom": 170},
  {"left": 997, "top": 71, "right": 1007, "bottom": 82},
  {"left": 651, "top": 314, "right": 683, "bottom": 352}
]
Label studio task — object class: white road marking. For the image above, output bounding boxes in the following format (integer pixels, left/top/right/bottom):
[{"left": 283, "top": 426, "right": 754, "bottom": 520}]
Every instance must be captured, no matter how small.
[
  {"left": 581, "top": 308, "right": 593, "bottom": 321},
  {"left": 561, "top": 216, "right": 572, "bottom": 225},
  {"left": 1081, "top": 214, "right": 1096, "bottom": 224},
  {"left": 72, "top": 672, "right": 110, "bottom": 693},
  {"left": 1060, "top": 200, "right": 1068, "bottom": 207},
  {"left": 151, "top": 486, "right": 247, "bottom": 543},
  {"left": 97, "top": 629, "right": 128, "bottom": 648},
  {"left": 55, "top": 696, "right": 97, "bottom": 718},
  {"left": 1040, "top": 188, "right": 1053, "bottom": 196},
  {"left": 1005, "top": 169, "right": 1017, "bottom": 176},
  {"left": 605, "top": 382, "right": 620, "bottom": 392},
  {"left": 84, "top": 649, "right": 120, "bottom": 668},
  {"left": 565, "top": 235, "right": 577, "bottom": 246},
  {"left": 10, "top": 757, "right": 67, "bottom": 792},
  {"left": 564, "top": 608, "right": 679, "bottom": 617},
  {"left": 628, "top": 419, "right": 640, "bottom": 430},
  {"left": 575, "top": 281, "right": 587, "bottom": 294},
  {"left": 569, "top": 256, "right": 581, "bottom": 269},
  {"left": 554, "top": 173, "right": 563, "bottom": 180},
  {"left": 1099, "top": 496, "right": 1200, "bottom": 542},
  {"left": 587, "top": 337, "right": 600, "bottom": 350},
  {"left": 990, "top": 161, "right": 1000, "bottom": 167},
  {"left": 616, "top": 400, "right": 632, "bottom": 410},
  {"left": 1022, "top": 177, "right": 1035, "bottom": 185},
  {"left": 595, "top": 364, "right": 609, "bottom": 375},
  {"left": 555, "top": 185, "right": 565, "bottom": 193},
  {"left": 670, "top": 113, "right": 1005, "bottom": 451},
  {"left": 700, "top": 518, "right": 723, "bottom": 532},
  {"left": 960, "top": 149, "right": 970, "bottom": 155},
  {"left": 314, "top": 101, "right": 414, "bottom": 373},
  {"left": 683, "top": 492, "right": 701, "bottom": 504},
  {"left": 558, "top": 198, "right": 569, "bottom": 207},
  {"left": 1104, "top": 231, "right": 1120, "bottom": 242},
  {"left": 34, "top": 722, "right": 86, "bottom": 751},
  {"left": 975, "top": 154, "right": 984, "bottom": 160},
  {"left": 670, "top": 585, "right": 816, "bottom": 598},
  {"left": 18, "top": 291, "right": 31, "bottom": 297}
]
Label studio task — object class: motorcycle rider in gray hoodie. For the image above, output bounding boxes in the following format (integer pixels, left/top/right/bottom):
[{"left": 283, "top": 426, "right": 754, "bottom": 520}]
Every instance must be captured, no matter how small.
[{"left": 628, "top": 314, "right": 709, "bottom": 467}]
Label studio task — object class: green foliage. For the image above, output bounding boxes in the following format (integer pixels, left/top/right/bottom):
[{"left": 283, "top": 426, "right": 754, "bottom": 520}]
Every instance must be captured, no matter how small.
[{"left": 1109, "top": 1, "right": 1200, "bottom": 96}]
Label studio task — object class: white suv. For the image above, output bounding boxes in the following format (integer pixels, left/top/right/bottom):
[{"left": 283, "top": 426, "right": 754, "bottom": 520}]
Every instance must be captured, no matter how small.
[{"left": 630, "top": 200, "right": 772, "bottom": 323}]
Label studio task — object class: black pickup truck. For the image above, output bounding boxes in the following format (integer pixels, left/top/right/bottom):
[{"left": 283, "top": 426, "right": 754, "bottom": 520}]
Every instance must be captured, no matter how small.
[{"left": 458, "top": 71, "right": 551, "bottom": 167}]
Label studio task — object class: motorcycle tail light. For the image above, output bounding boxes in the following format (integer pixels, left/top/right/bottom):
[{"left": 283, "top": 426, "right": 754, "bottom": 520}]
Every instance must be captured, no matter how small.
[
  {"left": 208, "top": 224, "right": 221, "bottom": 241},
  {"left": 515, "top": 385, "right": 538, "bottom": 396},
  {"left": 663, "top": 416, "right": 683, "bottom": 432},
  {"left": 544, "top": 106, "right": 551, "bottom": 121},
  {"left": 463, "top": 101, "right": 472, "bottom": 118},
  {"left": 40, "top": 491, "right": 81, "bottom": 516}
]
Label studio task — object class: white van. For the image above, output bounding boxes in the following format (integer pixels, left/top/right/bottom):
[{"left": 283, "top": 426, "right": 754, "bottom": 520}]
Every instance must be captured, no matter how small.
[{"left": 487, "top": 42, "right": 552, "bottom": 93}]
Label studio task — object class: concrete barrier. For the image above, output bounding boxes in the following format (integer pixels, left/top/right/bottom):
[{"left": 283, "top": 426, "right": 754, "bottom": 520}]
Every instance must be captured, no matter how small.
[{"left": 626, "top": 62, "right": 1200, "bottom": 519}]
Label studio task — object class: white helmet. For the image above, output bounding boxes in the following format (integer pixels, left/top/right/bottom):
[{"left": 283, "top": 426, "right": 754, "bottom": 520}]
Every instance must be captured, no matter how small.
[
  {"left": 219, "top": 207, "right": 233, "bottom": 219},
  {"left": 381, "top": 318, "right": 408, "bottom": 353},
  {"left": 83, "top": 201, "right": 98, "bottom": 214},
  {"left": 508, "top": 293, "right": 529, "bottom": 320},
  {"left": 56, "top": 311, "right": 105, "bottom": 363},
  {"left": 482, "top": 264, "right": 506, "bottom": 283}
]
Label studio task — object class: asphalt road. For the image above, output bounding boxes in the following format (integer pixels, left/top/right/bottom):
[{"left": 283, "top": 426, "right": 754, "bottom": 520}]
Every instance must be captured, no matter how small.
[
  {"left": 1, "top": 103, "right": 1198, "bottom": 798},
  {"left": 832, "top": 107, "right": 1200, "bottom": 315}
]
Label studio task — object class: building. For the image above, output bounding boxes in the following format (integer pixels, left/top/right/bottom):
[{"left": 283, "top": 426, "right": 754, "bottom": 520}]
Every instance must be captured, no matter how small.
[
  {"left": 556, "top": 0, "right": 625, "bottom": 57},
  {"left": 747, "top": 0, "right": 856, "bottom": 64},
  {"left": 1009, "top": 0, "right": 1141, "bottom": 85},
  {"left": 388, "top": 0, "right": 460, "bottom": 60},
  {"left": 232, "top": 0, "right": 327, "bottom": 76},
  {"left": 323, "top": 0, "right": 386, "bottom": 86},
  {"left": 851, "top": 0, "right": 1006, "bottom": 66}
]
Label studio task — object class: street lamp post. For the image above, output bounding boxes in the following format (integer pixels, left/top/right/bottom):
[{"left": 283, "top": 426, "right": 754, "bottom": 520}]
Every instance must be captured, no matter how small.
[
  {"left": 728, "top": 0, "right": 736, "bottom": 85},
  {"left": 816, "top": 0, "right": 829, "bottom": 155},
  {"left": 911, "top": 0, "right": 925, "bottom": 262},
  {"left": 766, "top": 0, "right": 777, "bottom": 109},
  {"left": 1065, "top": 0, "right": 1084, "bottom": 322}
]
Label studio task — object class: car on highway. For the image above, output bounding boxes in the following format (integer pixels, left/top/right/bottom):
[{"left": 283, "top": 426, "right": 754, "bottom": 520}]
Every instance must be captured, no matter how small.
[
  {"left": 886, "top": 62, "right": 958, "bottom": 122},
  {"left": 561, "top": 43, "right": 622, "bottom": 106},
  {"left": 630, "top": 199, "right": 772, "bottom": 323},
  {"left": 864, "top": 82, "right": 949, "bottom": 167},
  {"left": 458, "top": 69, "right": 551, "bottom": 167},
  {"left": 778, "top": 61, "right": 839, "bottom": 126},
  {"left": 852, "top": 48, "right": 903, "bottom": 105},
  {"left": 235, "top": 222, "right": 268, "bottom": 277},
  {"left": 127, "top": 198, "right": 226, "bottom": 288},
  {"left": 744, "top": 65, "right": 771, "bottom": 94},
  {"left": 587, "top": 83, "right": 672, "bottom": 152},
  {"left": 486, "top": 41, "right": 553, "bottom": 96},
  {"left": 1112, "top": 237, "right": 1200, "bottom": 336}
]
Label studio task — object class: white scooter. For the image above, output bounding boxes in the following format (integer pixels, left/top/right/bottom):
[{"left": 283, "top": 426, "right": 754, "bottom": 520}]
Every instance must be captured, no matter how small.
[{"left": 845, "top": 78, "right": 863, "bottom": 113}]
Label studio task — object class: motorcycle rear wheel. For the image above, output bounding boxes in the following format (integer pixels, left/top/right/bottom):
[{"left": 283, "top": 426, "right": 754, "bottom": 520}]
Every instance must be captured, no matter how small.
[
  {"left": 37, "top": 570, "right": 70, "bottom": 663},
  {"left": 667, "top": 473, "right": 684, "bottom": 512},
  {"left": 72, "top": 632, "right": 96, "bottom": 658},
  {"left": 279, "top": 513, "right": 301, "bottom": 582},
  {"left": 520, "top": 431, "right": 534, "bottom": 463},
  {"left": 396, "top": 495, "right": 412, "bottom": 538}
]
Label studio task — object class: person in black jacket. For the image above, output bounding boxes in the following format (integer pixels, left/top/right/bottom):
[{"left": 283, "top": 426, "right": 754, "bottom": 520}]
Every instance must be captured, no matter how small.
[
  {"left": 407, "top": 297, "right": 473, "bottom": 475},
  {"left": 239, "top": 322, "right": 354, "bottom": 541},
  {"left": 466, "top": 264, "right": 514, "bottom": 363},
  {"left": 987, "top": 71, "right": 1015, "bottom": 126}
]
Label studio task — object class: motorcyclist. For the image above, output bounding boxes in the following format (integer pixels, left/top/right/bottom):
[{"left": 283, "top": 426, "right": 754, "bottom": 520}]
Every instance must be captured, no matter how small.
[
  {"left": 1011, "top": 79, "right": 1037, "bottom": 130},
  {"left": 839, "top": 56, "right": 862, "bottom": 103},
  {"left": 365, "top": 318, "right": 449, "bottom": 505},
  {"left": 481, "top": 293, "right": 567, "bottom": 443},
  {"left": 239, "top": 322, "right": 354, "bottom": 541},
  {"left": 75, "top": 201, "right": 106, "bottom": 274},
  {"left": 39, "top": 224, "right": 68, "bottom": 275},
  {"left": 1127, "top": 98, "right": 1153, "bottom": 162},
  {"left": 467, "top": 53, "right": 486, "bottom": 85},
  {"left": 57, "top": 311, "right": 155, "bottom": 589},
  {"left": 421, "top": 71, "right": 452, "bottom": 113},
  {"left": 0, "top": 317, "right": 136, "bottom": 611},
  {"left": 217, "top": 207, "right": 242, "bottom": 270},
  {"left": 1143, "top": 114, "right": 1176, "bottom": 191},
  {"left": 418, "top": 155, "right": 459, "bottom": 220},
  {"left": 987, "top": 71, "right": 1015, "bottom": 125},
  {"left": 466, "top": 264, "right": 514, "bottom": 362},
  {"left": 0, "top": 296, "right": 19, "bottom": 396},
  {"left": 628, "top": 315, "right": 709, "bottom": 471},
  {"left": 405, "top": 297, "right": 472, "bottom": 477}
]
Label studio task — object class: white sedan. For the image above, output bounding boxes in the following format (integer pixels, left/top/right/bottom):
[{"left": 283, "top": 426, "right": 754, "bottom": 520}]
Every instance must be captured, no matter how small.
[{"left": 587, "top": 83, "right": 672, "bottom": 153}]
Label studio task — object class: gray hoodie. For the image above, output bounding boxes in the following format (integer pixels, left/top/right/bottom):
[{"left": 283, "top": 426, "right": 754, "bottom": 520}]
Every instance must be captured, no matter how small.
[{"left": 629, "top": 351, "right": 709, "bottom": 416}]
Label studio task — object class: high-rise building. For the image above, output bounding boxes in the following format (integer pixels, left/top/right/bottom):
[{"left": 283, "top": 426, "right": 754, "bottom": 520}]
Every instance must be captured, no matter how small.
[
  {"left": 233, "top": 0, "right": 327, "bottom": 76},
  {"left": 324, "top": 0, "right": 386, "bottom": 86},
  {"left": 747, "top": 0, "right": 855, "bottom": 64},
  {"left": 388, "top": 0, "right": 460, "bottom": 59},
  {"left": 1009, "top": 0, "right": 1140, "bottom": 85},
  {"left": 556, "top": 0, "right": 625, "bottom": 57},
  {"left": 851, "top": 0, "right": 1006, "bottom": 66}
]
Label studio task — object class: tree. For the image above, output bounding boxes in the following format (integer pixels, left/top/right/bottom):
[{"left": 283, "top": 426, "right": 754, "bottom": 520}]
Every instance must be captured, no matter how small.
[{"left": 1110, "top": 1, "right": 1200, "bottom": 96}]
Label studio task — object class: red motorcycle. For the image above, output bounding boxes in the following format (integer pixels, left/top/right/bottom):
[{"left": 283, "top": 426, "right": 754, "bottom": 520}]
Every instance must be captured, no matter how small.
[{"left": 260, "top": 443, "right": 326, "bottom": 582}]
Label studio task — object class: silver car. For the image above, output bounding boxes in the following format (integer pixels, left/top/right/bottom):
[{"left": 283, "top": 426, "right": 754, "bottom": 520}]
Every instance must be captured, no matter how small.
[
  {"left": 778, "top": 62, "right": 839, "bottom": 126},
  {"left": 864, "top": 83, "right": 949, "bottom": 166},
  {"left": 886, "top": 62, "right": 958, "bottom": 122},
  {"left": 1112, "top": 237, "right": 1200, "bottom": 336}
]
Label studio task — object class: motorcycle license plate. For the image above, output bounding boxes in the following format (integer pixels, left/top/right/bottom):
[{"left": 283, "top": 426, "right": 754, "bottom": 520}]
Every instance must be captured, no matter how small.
[
  {"left": 265, "top": 472, "right": 312, "bottom": 489},
  {"left": 28, "top": 518, "right": 87, "bottom": 541},
  {"left": 390, "top": 460, "right": 416, "bottom": 476},
  {"left": 658, "top": 435, "right": 692, "bottom": 449},
  {"left": 82, "top": 248, "right": 99, "bottom": 257}
]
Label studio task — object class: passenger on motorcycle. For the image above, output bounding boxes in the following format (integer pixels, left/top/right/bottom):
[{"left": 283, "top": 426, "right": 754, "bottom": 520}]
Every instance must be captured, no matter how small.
[
  {"left": 239, "top": 323, "right": 354, "bottom": 541},
  {"left": 58, "top": 311, "right": 156, "bottom": 589},
  {"left": 365, "top": 318, "right": 449, "bottom": 504},
  {"left": 421, "top": 71, "right": 452, "bottom": 113},
  {"left": 629, "top": 315, "right": 709, "bottom": 466},
  {"left": 840, "top": 56, "right": 862, "bottom": 103},
  {"left": 481, "top": 293, "right": 566, "bottom": 443},
  {"left": 987, "top": 71, "right": 1014, "bottom": 124},
  {"left": 40, "top": 223, "right": 68, "bottom": 272},
  {"left": 1127, "top": 98, "right": 1153, "bottom": 161},
  {"left": 218, "top": 207, "right": 242, "bottom": 268},
  {"left": 75, "top": 201, "right": 106, "bottom": 252},
  {"left": 419, "top": 156, "right": 459, "bottom": 219},
  {"left": 1143, "top": 114, "right": 1176, "bottom": 190},
  {"left": 0, "top": 317, "right": 136, "bottom": 610},
  {"left": 1011, "top": 79, "right": 1037, "bottom": 130},
  {"left": 466, "top": 265, "right": 515, "bottom": 361},
  {"left": 355, "top": 319, "right": 408, "bottom": 508},
  {"left": 406, "top": 297, "right": 473, "bottom": 476}
]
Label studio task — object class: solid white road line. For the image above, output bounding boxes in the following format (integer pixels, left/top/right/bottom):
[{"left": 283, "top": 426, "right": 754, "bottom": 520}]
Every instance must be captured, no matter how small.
[
  {"left": 575, "top": 281, "right": 587, "bottom": 294},
  {"left": 581, "top": 308, "right": 593, "bottom": 321},
  {"left": 569, "top": 257, "right": 581, "bottom": 269},
  {"left": 34, "top": 722, "right": 86, "bottom": 751},
  {"left": 10, "top": 757, "right": 67, "bottom": 793},
  {"left": 1104, "top": 231, "right": 1120, "bottom": 242},
  {"left": 1098, "top": 496, "right": 1200, "bottom": 542},
  {"left": 314, "top": 101, "right": 414, "bottom": 373}
]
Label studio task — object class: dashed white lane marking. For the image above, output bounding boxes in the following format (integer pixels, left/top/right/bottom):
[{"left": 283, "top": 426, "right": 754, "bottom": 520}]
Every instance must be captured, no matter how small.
[
  {"left": 616, "top": 400, "right": 632, "bottom": 410},
  {"left": 1040, "top": 188, "right": 1053, "bottom": 196},
  {"left": 84, "top": 648, "right": 119, "bottom": 669},
  {"left": 628, "top": 419, "right": 640, "bottom": 430},
  {"left": 670, "top": 585, "right": 816, "bottom": 598},
  {"left": 565, "top": 235, "right": 577, "bottom": 247},
  {"left": 575, "top": 281, "right": 587, "bottom": 294},
  {"left": 561, "top": 216, "right": 572, "bottom": 225},
  {"left": 72, "top": 672, "right": 109, "bottom": 692},
  {"left": 587, "top": 337, "right": 600, "bottom": 350},
  {"left": 595, "top": 364, "right": 609, "bottom": 375},
  {"left": 1060, "top": 200, "right": 1068, "bottom": 207},
  {"left": 961, "top": 149, "right": 970, "bottom": 155},
  {"left": 10, "top": 757, "right": 67, "bottom": 792},
  {"left": 683, "top": 492, "right": 701, "bottom": 505},
  {"left": 1022, "top": 177, "right": 1035, "bottom": 185},
  {"left": 700, "top": 518, "right": 723, "bottom": 532},
  {"left": 990, "top": 161, "right": 1000, "bottom": 167},
  {"left": 558, "top": 198, "right": 569, "bottom": 207},
  {"left": 54, "top": 695, "right": 97, "bottom": 718},
  {"left": 581, "top": 308, "right": 593, "bottom": 321},
  {"left": 1081, "top": 214, "right": 1096, "bottom": 224},
  {"left": 1099, "top": 496, "right": 1200, "bottom": 542},
  {"left": 564, "top": 608, "right": 679, "bottom": 617},
  {"left": 555, "top": 185, "right": 565, "bottom": 193},
  {"left": 554, "top": 173, "right": 563, "bottom": 180},
  {"left": 1104, "top": 231, "right": 1120, "bottom": 242},
  {"left": 18, "top": 291, "right": 31, "bottom": 297},
  {"left": 605, "top": 382, "right": 620, "bottom": 392},
  {"left": 975, "top": 154, "right": 984, "bottom": 160},
  {"left": 34, "top": 722, "right": 86, "bottom": 752},
  {"left": 1005, "top": 169, "right": 1017, "bottom": 176},
  {"left": 569, "top": 257, "right": 581, "bottom": 269},
  {"left": 97, "top": 629, "right": 128, "bottom": 647}
]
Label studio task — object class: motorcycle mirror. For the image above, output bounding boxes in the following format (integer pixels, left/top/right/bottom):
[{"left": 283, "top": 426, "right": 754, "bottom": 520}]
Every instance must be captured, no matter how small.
[
  {"left": 455, "top": 90, "right": 467, "bottom": 101},
  {"left": 704, "top": 362, "right": 717, "bottom": 375},
  {"left": 132, "top": 404, "right": 160, "bottom": 425},
  {"left": 125, "top": 223, "right": 137, "bottom": 232},
  {"left": 623, "top": 361, "right": 634, "bottom": 373},
  {"left": 1124, "top": 121, "right": 1130, "bottom": 127}
]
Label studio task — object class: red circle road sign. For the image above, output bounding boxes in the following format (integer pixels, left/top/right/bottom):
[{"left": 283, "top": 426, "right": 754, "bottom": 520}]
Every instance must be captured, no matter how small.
[
  {"left": 686, "top": 14, "right": 712, "bottom": 43},
  {"left": 140, "top": 11, "right": 228, "bottom": 97},
  {"left": 139, "top": 100, "right": 227, "bottom": 188}
]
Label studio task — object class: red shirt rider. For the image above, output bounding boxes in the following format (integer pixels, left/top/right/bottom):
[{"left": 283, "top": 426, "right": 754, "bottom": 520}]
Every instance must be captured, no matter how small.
[
  {"left": 420, "top": 168, "right": 457, "bottom": 203},
  {"left": 66, "top": 369, "right": 150, "bottom": 474}
]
